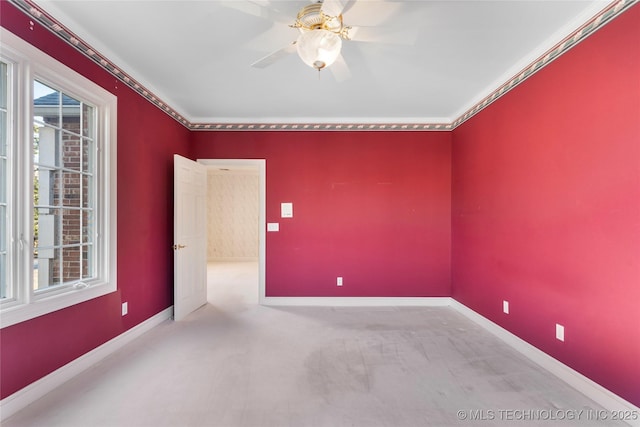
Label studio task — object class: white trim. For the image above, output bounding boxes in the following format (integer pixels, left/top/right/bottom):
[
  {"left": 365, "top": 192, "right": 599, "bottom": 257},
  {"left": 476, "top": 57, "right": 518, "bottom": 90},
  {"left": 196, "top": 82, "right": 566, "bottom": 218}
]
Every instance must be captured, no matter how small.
[
  {"left": 0, "top": 306, "right": 173, "bottom": 422},
  {"left": 262, "top": 296, "right": 452, "bottom": 307},
  {"left": 450, "top": 300, "right": 640, "bottom": 426},
  {"left": 197, "top": 159, "right": 266, "bottom": 306}
]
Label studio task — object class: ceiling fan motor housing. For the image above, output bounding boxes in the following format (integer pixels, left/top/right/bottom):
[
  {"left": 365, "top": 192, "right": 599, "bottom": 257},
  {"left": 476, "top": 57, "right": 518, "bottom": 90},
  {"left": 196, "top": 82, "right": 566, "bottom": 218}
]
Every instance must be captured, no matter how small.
[{"left": 294, "top": 3, "right": 344, "bottom": 35}]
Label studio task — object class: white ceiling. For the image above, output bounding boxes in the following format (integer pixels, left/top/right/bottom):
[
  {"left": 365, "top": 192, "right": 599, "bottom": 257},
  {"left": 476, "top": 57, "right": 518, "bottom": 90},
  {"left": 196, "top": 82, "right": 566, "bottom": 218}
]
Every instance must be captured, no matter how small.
[{"left": 32, "top": 0, "right": 608, "bottom": 125}]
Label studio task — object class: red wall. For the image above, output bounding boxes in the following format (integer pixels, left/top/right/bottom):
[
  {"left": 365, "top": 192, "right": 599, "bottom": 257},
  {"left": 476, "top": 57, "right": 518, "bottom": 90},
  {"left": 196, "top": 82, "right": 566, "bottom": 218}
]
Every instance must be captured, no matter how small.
[
  {"left": 0, "top": 2, "right": 191, "bottom": 399},
  {"left": 452, "top": 5, "right": 640, "bottom": 407},
  {"left": 2, "top": 0, "right": 638, "bottom": 410},
  {"left": 192, "top": 131, "right": 452, "bottom": 297}
]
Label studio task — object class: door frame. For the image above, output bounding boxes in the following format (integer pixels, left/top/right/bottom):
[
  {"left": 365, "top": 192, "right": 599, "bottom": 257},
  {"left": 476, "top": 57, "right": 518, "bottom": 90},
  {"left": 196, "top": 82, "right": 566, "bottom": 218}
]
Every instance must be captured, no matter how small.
[{"left": 197, "top": 158, "right": 266, "bottom": 304}]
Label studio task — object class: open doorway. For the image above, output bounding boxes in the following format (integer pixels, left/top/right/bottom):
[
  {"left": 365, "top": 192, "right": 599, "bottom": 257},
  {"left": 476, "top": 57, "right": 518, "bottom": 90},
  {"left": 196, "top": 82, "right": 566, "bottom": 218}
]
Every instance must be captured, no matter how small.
[{"left": 197, "top": 159, "right": 266, "bottom": 306}]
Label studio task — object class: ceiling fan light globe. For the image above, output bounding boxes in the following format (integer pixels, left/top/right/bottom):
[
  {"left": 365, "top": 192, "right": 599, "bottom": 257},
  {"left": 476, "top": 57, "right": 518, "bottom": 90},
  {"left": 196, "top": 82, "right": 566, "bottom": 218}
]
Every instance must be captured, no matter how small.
[{"left": 296, "top": 29, "right": 342, "bottom": 71}]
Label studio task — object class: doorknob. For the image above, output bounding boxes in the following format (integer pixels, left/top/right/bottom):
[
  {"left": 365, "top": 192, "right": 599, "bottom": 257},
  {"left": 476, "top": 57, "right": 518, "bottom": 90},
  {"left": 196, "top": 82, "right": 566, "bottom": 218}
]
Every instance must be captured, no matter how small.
[{"left": 172, "top": 244, "right": 187, "bottom": 250}]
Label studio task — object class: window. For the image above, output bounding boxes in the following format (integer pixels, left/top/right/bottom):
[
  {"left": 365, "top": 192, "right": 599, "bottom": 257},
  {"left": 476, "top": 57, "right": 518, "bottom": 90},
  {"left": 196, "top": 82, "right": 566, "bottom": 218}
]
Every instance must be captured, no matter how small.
[
  {"left": 1, "top": 61, "right": 8, "bottom": 301},
  {"left": 0, "top": 28, "right": 117, "bottom": 328},
  {"left": 33, "top": 81, "right": 96, "bottom": 293}
]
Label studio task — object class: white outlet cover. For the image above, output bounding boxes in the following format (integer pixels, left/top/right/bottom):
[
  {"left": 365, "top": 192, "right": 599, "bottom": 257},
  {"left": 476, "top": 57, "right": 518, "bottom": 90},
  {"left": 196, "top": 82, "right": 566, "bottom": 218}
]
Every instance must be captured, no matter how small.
[
  {"left": 267, "top": 222, "right": 279, "bottom": 232},
  {"left": 556, "top": 324, "right": 565, "bottom": 341},
  {"left": 503, "top": 300, "right": 509, "bottom": 314},
  {"left": 337, "top": 277, "right": 343, "bottom": 287},
  {"left": 122, "top": 302, "right": 128, "bottom": 316}
]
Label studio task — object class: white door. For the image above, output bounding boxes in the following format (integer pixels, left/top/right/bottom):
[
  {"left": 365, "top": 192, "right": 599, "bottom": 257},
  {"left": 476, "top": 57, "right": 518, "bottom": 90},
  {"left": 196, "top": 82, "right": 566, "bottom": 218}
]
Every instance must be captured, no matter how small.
[{"left": 173, "top": 154, "right": 207, "bottom": 320}]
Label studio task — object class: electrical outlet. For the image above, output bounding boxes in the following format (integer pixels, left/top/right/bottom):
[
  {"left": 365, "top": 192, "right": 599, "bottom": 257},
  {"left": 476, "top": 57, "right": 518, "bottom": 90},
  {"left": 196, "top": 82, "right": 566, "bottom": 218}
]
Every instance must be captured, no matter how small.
[
  {"left": 503, "top": 300, "right": 509, "bottom": 314},
  {"left": 337, "top": 277, "right": 343, "bottom": 287},
  {"left": 556, "top": 324, "right": 564, "bottom": 341},
  {"left": 122, "top": 302, "right": 128, "bottom": 316}
]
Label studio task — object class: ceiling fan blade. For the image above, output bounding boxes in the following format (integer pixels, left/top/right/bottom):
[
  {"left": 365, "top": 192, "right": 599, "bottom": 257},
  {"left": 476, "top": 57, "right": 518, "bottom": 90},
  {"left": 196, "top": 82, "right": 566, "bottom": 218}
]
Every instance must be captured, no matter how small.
[
  {"left": 340, "top": 0, "right": 402, "bottom": 26},
  {"left": 222, "top": 0, "right": 291, "bottom": 23},
  {"left": 251, "top": 41, "right": 297, "bottom": 68},
  {"left": 330, "top": 54, "right": 351, "bottom": 82},
  {"left": 346, "top": 25, "right": 419, "bottom": 45},
  {"left": 321, "top": 0, "right": 354, "bottom": 17},
  {"left": 245, "top": 21, "right": 299, "bottom": 53}
]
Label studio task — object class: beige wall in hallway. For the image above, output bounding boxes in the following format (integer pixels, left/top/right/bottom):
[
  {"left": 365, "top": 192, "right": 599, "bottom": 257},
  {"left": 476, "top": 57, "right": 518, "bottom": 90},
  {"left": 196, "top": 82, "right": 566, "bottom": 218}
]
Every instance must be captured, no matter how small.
[{"left": 207, "top": 171, "right": 259, "bottom": 260}]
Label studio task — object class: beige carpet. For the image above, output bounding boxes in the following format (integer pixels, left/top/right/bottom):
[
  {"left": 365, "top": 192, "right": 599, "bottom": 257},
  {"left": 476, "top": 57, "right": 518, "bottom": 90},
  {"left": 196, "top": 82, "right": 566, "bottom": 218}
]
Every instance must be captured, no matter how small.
[{"left": 4, "top": 262, "right": 621, "bottom": 426}]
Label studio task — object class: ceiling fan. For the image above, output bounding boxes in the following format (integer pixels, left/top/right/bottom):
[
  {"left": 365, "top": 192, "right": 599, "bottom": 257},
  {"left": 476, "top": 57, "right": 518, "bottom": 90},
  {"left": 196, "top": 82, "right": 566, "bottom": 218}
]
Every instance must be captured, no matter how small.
[{"left": 244, "top": 0, "right": 411, "bottom": 81}]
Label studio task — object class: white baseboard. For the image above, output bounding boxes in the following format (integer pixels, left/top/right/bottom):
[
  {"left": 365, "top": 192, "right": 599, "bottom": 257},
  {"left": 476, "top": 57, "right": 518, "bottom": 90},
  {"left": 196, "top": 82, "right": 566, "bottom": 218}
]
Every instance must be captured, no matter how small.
[
  {"left": 450, "top": 300, "right": 640, "bottom": 427},
  {"left": 262, "top": 296, "right": 452, "bottom": 307},
  {"left": 0, "top": 306, "right": 173, "bottom": 422}
]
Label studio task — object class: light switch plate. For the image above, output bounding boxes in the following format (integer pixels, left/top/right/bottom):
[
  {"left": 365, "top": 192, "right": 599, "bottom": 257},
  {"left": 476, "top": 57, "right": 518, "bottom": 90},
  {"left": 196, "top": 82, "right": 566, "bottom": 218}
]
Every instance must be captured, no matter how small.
[
  {"left": 556, "top": 324, "right": 565, "bottom": 341},
  {"left": 267, "top": 223, "right": 279, "bottom": 232},
  {"left": 281, "top": 202, "right": 293, "bottom": 218}
]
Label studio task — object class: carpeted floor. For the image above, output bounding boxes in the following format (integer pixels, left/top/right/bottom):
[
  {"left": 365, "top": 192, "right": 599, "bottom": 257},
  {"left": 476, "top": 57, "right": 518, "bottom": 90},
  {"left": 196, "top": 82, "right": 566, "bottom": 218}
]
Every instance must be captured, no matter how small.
[{"left": 4, "top": 262, "right": 623, "bottom": 426}]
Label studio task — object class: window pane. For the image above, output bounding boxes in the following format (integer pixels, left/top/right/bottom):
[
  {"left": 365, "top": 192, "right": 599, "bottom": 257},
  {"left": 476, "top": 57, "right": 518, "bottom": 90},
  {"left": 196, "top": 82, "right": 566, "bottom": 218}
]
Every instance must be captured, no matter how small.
[
  {"left": 62, "top": 171, "right": 81, "bottom": 207},
  {"left": 1, "top": 62, "right": 8, "bottom": 301},
  {"left": 30, "top": 83, "right": 96, "bottom": 290},
  {"left": 62, "top": 246, "right": 81, "bottom": 283},
  {"left": 62, "top": 132, "right": 81, "bottom": 171},
  {"left": 34, "top": 125, "right": 61, "bottom": 168},
  {"left": 61, "top": 93, "right": 81, "bottom": 135},
  {"left": 0, "top": 110, "right": 6, "bottom": 157},
  {"left": 0, "top": 202, "right": 6, "bottom": 305},
  {"left": 82, "top": 138, "right": 94, "bottom": 174},
  {"left": 0, "top": 204, "right": 5, "bottom": 252},
  {"left": 0, "top": 252, "right": 6, "bottom": 298},
  {"left": 62, "top": 208, "right": 81, "bottom": 245},
  {"left": 34, "top": 167, "right": 59, "bottom": 207},
  {"left": 0, "top": 62, "right": 7, "bottom": 110},
  {"left": 82, "top": 174, "right": 93, "bottom": 208},
  {"left": 33, "top": 81, "right": 59, "bottom": 127},
  {"left": 34, "top": 207, "right": 61, "bottom": 249},
  {"left": 0, "top": 155, "right": 5, "bottom": 204},
  {"left": 82, "top": 104, "right": 94, "bottom": 138},
  {"left": 82, "top": 244, "right": 93, "bottom": 280},
  {"left": 82, "top": 210, "right": 93, "bottom": 243},
  {"left": 0, "top": 204, "right": 6, "bottom": 299},
  {"left": 33, "top": 248, "right": 62, "bottom": 290}
]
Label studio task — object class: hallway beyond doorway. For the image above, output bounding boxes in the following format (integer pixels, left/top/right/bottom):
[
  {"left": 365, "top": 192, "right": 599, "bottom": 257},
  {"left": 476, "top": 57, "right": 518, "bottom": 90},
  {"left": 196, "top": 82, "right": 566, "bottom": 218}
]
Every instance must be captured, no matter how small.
[{"left": 207, "top": 261, "right": 259, "bottom": 306}]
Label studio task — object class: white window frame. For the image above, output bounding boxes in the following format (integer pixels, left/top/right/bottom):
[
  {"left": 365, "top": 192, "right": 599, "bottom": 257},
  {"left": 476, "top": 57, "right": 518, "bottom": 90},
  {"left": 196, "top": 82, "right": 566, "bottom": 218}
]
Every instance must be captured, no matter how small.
[{"left": 0, "top": 28, "right": 117, "bottom": 328}]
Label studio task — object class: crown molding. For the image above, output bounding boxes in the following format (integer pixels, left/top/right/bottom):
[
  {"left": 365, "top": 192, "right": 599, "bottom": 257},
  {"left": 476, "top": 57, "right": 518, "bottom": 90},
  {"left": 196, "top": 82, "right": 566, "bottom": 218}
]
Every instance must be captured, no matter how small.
[{"left": 8, "top": 0, "right": 637, "bottom": 132}]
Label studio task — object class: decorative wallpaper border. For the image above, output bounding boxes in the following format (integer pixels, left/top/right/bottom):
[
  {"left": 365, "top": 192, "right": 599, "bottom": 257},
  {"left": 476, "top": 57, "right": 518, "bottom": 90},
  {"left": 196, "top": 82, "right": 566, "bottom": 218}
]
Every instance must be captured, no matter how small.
[
  {"left": 9, "top": 0, "right": 637, "bottom": 131},
  {"left": 190, "top": 122, "right": 453, "bottom": 131}
]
